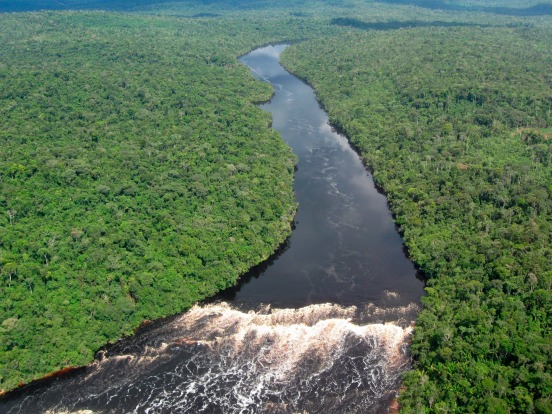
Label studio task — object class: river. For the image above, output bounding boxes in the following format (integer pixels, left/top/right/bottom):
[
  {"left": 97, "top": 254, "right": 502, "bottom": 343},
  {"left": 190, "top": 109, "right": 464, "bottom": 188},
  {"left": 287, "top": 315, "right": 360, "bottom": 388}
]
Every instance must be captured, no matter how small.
[{"left": 0, "top": 45, "right": 424, "bottom": 414}]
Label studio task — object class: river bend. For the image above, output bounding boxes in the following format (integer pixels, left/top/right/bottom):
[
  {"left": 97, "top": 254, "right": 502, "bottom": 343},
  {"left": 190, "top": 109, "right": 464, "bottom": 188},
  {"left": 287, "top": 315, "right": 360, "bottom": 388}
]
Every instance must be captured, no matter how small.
[{"left": 0, "top": 44, "right": 424, "bottom": 414}]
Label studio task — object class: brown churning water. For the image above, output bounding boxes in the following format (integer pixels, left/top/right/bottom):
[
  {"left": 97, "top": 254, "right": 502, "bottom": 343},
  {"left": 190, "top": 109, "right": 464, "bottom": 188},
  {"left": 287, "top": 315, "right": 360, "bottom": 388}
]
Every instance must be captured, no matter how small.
[{"left": 19, "top": 302, "right": 417, "bottom": 414}]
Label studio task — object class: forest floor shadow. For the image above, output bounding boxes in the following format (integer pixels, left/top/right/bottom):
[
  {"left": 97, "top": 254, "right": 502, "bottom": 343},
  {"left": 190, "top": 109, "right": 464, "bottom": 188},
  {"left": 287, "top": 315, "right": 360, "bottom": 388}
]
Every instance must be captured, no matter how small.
[
  {"left": 331, "top": 18, "right": 499, "bottom": 31},
  {"left": 374, "top": 0, "right": 552, "bottom": 17}
]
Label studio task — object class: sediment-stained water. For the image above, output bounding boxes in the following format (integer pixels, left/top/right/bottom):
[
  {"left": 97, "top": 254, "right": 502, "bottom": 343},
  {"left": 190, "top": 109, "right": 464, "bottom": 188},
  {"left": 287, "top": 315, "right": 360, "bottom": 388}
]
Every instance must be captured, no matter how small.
[
  {"left": 2, "top": 303, "right": 419, "bottom": 414},
  {"left": 0, "top": 45, "right": 424, "bottom": 414},
  {"left": 223, "top": 45, "right": 422, "bottom": 309}
]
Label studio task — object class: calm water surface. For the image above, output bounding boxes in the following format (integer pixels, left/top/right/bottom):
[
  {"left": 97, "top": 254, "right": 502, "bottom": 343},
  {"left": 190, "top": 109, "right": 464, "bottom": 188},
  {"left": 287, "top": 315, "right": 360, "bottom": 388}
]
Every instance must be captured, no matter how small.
[
  {"left": 225, "top": 45, "right": 423, "bottom": 309},
  {"left": 0, "top": 45, "right": 424, "bottom": 414}
]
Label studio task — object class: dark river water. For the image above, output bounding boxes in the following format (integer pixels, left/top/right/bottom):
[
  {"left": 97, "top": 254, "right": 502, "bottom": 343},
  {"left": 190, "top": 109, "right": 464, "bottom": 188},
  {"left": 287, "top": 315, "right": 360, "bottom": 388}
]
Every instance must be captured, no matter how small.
[{"left": 0, "top": 45, "right": 424, "bottom": 414}]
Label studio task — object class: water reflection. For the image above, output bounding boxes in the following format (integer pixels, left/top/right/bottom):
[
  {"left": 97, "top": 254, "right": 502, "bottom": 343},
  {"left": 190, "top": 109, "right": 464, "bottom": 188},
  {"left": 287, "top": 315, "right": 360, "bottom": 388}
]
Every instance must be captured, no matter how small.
[{"left": 231, "top": 45, "right": 423, "bottom": 309}]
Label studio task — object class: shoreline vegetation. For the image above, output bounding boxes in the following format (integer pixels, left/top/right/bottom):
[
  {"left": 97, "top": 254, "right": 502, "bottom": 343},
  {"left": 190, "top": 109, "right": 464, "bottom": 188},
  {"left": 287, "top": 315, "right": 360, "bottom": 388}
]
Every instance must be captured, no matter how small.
[
  {"left": 1, "top": 1, "right": 551, "bottom": 412},
  {"left": 0, "top": 11, "right": 308, "bottom": 392},
  {"left": 281, "top": 26, "right": 551, "bottom": 412}
]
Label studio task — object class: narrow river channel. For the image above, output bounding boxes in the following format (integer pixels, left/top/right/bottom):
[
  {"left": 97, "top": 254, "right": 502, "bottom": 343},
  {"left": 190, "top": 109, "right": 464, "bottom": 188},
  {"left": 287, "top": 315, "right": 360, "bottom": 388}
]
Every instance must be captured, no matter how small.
[{"left": 1, "top": 45, "right": 424, "bottom": 414}]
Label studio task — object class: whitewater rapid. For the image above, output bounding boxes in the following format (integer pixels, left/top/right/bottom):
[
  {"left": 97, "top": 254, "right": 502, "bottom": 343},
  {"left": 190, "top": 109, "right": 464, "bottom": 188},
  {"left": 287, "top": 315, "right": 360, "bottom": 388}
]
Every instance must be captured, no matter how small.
[{"left": 13, "top": 302, "right": 417, "bottom": 414}]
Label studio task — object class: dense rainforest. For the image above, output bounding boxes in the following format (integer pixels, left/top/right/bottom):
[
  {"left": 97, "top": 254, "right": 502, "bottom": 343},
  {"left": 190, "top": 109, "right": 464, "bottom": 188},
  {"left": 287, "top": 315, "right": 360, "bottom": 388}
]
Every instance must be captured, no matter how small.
[
  {"left": 282, "top": 26, "right": 552, "bottom": 413},
  {"left": 0, "top": 11, "right": 318, "bottom": 391},
  {"left": 1, "top": 0, "right": 551, "bottom": 412}
]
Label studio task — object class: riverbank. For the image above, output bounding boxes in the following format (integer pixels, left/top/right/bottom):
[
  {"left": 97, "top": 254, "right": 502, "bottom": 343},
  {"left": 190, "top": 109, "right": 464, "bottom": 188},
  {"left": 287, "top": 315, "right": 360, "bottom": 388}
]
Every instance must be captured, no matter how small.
[{"left": 1, "top": 44, "right": 423, "bottom": 414}]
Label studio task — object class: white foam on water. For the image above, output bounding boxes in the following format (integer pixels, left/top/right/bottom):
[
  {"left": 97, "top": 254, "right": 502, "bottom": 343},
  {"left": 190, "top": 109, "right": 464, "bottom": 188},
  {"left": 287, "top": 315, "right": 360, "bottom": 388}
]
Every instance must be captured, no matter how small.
[
  {"left": 128, "top": 302, "right": 415, "bottom": 413},
  {"left": 2, "top": 302, "right": 417, "bottom": 414}
]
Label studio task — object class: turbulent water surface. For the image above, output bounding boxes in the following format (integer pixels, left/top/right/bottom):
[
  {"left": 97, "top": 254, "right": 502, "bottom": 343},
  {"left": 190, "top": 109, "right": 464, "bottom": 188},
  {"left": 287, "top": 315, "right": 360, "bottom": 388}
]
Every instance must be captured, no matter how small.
[{"left": 1, "top": 45, "right": 424, "bottom": 414}]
